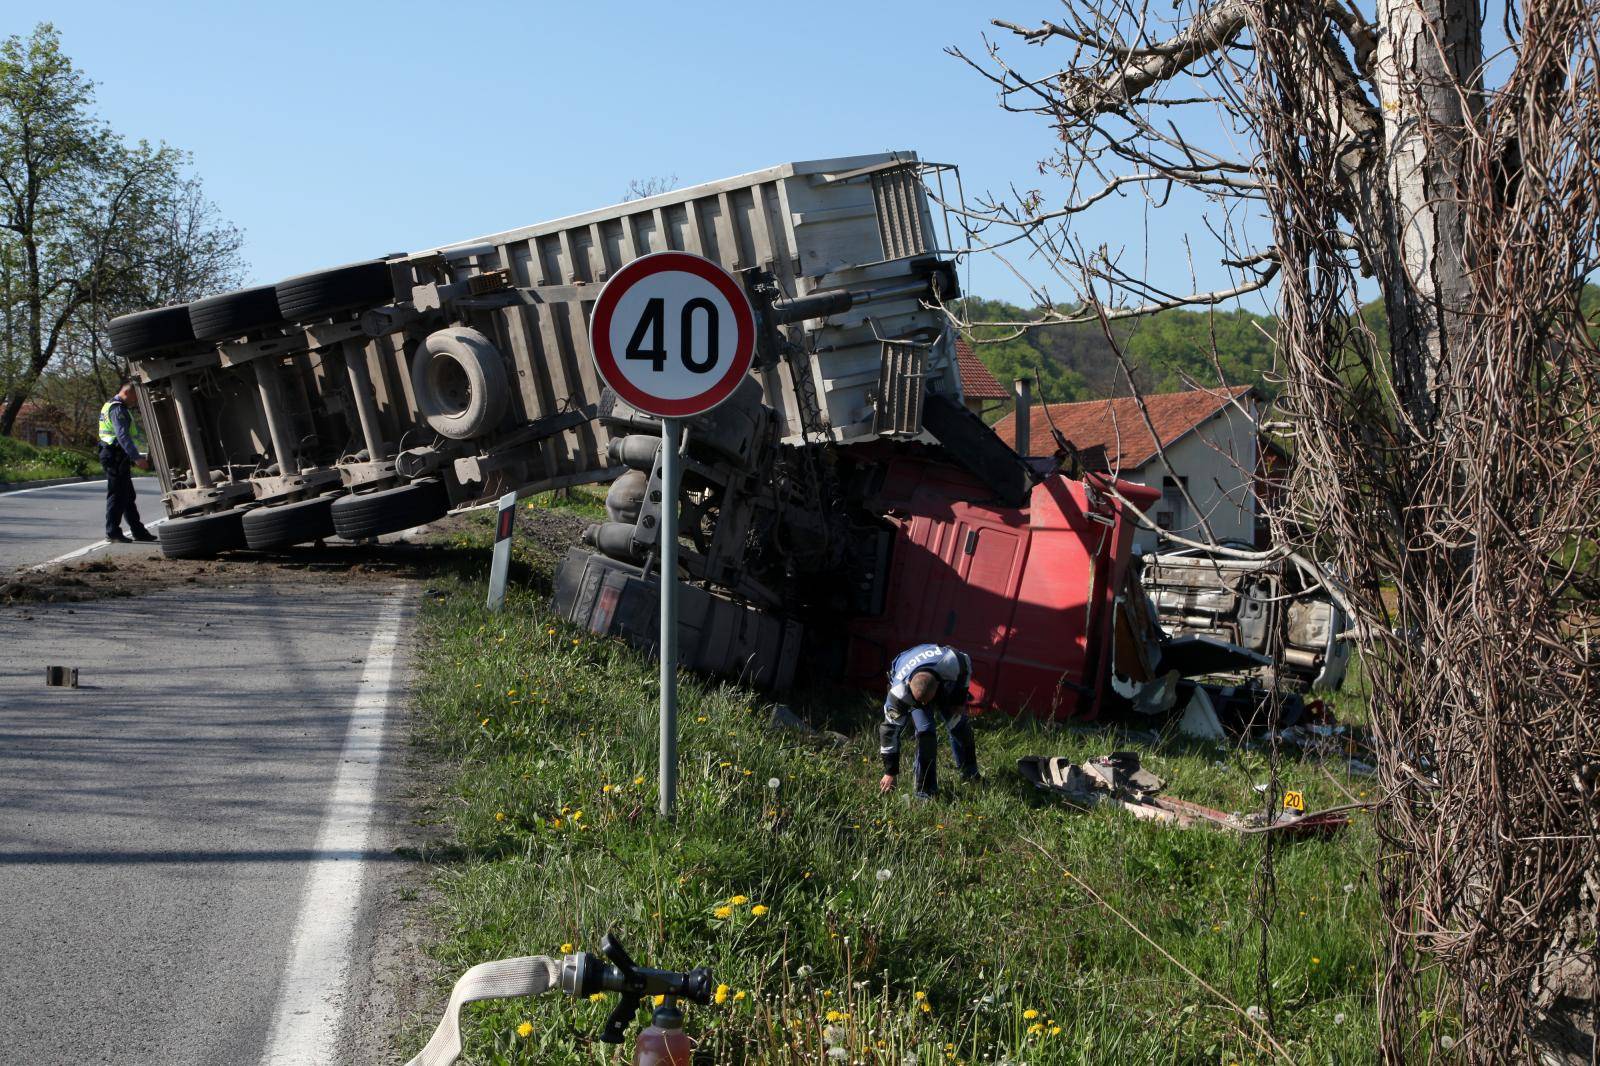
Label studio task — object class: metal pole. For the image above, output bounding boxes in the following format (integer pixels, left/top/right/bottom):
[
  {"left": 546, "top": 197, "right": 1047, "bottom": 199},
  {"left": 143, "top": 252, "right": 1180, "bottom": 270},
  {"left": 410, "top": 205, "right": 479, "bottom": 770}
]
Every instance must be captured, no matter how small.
[
  {"left": 256, "top": 360, "right": 297, "bottom": 474},
  {"left": 658, "top": 416, "right": 680, "bottom": 819},
  {"left": 486, "top": 490, "right": 517, "bottom": 611}
]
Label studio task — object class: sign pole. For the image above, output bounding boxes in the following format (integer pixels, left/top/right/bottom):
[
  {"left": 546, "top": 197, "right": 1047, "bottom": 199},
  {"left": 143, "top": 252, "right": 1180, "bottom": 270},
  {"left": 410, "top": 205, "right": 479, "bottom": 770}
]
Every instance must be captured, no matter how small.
[{"left": 658, "top": 417, "right": 681, "bottom": 819}]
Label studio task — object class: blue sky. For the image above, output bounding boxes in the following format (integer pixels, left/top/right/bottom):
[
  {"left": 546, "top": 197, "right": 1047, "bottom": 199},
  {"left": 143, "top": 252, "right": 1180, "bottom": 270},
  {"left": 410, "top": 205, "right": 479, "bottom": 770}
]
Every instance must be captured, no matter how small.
[{"left": 21, "top": 0, "right": 1270, "bottom": 311}]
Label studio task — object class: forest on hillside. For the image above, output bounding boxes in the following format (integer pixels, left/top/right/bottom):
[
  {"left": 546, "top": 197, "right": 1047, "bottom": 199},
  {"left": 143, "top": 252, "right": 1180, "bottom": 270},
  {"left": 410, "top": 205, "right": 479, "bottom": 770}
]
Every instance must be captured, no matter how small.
[{"left": 957, "top": 284, "right": 1600, "bottom": 412}]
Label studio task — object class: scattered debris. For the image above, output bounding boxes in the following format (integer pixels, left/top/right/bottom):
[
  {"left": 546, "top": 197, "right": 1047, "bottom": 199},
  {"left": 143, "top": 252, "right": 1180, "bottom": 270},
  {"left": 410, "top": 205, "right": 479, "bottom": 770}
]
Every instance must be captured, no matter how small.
[
  {"left": 1018, "top": 750, "right": 1351, "bottom": 838},
  {"left": 45, "top": 666, "right": 78, "bottom": 687}
]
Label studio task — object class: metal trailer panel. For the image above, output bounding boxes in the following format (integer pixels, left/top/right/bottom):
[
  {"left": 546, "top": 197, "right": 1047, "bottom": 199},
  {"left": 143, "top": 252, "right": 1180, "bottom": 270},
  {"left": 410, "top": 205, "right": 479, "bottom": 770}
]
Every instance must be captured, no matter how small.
[{"left": 416, "top": 152, "right": 956, "bottom": 479}]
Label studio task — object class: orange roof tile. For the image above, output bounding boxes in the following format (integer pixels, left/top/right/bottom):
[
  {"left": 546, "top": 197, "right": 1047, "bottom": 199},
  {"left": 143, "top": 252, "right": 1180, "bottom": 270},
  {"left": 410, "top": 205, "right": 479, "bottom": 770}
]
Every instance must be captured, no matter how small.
[
  {"left": 992, "top": 385, "right": 1254, "bottom": 466},
  {"left": 954, "top": 338, "right": 1009, "bottom": 400}
]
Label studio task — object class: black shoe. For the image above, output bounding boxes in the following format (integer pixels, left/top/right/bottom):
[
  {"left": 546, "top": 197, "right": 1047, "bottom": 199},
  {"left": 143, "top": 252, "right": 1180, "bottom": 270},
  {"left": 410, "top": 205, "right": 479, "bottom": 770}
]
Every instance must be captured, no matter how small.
[
  {"left": 106, "top": 532, "right": 131, "bottom": 543},
  {"left": 131, "top": 530, "right": 157, "bottom": 542}
]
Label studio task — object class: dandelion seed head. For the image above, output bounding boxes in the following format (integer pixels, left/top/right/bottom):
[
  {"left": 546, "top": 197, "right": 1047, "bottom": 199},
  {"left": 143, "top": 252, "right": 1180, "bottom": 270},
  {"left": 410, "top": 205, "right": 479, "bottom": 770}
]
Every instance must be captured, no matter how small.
[{"left": 875, "top": 868, "right": 892, "bottom": 882}]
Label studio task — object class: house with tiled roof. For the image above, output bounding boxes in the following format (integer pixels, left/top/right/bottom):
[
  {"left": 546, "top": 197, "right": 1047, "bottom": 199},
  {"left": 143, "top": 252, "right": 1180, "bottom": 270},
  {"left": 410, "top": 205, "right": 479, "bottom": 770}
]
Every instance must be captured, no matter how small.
[
  {"left": 993, "top": 385, "right": 1261, "bottom": 552},
  {"left": 954, "top": 338, "right": 1009, "bottom": 418}
]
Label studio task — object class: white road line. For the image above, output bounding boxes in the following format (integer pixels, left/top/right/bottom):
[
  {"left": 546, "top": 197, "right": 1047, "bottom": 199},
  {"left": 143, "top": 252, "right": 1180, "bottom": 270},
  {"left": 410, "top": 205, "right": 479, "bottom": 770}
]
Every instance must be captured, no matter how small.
[
  {"left": 25, "top": 517, "right": 168, "bottom": 573},
  {"left": 258, "top": 590, "right": 409, "bottom": 1066},
  {"left": 0, "top": 479, "right": 103, "bottom": 498}
]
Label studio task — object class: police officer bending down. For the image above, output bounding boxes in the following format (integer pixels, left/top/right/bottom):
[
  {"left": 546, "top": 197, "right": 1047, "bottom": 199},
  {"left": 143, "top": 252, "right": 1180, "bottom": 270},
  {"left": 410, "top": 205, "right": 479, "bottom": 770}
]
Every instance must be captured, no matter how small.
[
  {"left": 97, "top": 379, "right": 155, "bottom": 543},
  {"left": 878, "top": 643, "right": 981, "bottom": 798}
]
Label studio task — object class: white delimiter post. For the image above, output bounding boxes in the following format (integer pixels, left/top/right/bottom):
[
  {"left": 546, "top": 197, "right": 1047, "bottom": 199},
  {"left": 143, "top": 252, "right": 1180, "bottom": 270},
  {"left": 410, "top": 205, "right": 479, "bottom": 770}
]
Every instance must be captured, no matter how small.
[{"left": 658, "top": 417, "right": 681, "bottom": 819}]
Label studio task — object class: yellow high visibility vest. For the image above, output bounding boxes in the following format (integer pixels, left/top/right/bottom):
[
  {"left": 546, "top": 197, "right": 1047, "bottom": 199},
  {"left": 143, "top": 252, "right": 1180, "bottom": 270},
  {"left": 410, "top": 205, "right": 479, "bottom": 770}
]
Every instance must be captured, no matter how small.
[{"left": 97, "top": 400, "right": 148, "bottom": 451}]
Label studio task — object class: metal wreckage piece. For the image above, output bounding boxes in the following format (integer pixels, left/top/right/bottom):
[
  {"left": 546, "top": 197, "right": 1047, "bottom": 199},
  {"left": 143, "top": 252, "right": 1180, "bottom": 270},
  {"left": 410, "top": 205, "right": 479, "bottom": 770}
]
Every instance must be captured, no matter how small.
[{"left": 1017, "top": 751, "right": 1351, "bottom": 838}]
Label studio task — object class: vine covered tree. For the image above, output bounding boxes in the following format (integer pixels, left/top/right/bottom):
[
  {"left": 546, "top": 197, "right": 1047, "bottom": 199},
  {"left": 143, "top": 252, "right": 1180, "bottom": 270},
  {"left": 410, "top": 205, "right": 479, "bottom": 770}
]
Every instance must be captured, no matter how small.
[{"left": 952, "top": 0, "right": 1599, "bottom": 1059}]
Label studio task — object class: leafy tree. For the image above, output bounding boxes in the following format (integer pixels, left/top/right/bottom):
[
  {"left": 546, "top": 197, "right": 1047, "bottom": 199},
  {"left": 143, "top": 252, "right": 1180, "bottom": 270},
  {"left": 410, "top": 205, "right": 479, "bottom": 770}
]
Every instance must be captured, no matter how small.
[{"left": 0, "top": 23, "right": 243, "bottom": 437}]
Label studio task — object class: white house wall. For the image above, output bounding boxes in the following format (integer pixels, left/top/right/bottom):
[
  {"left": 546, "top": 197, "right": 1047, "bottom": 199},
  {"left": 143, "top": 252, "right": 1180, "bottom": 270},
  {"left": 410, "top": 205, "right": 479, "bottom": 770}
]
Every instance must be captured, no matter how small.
[{"left": 1124, "top": 401, "right": 1259, "bottom": 554}]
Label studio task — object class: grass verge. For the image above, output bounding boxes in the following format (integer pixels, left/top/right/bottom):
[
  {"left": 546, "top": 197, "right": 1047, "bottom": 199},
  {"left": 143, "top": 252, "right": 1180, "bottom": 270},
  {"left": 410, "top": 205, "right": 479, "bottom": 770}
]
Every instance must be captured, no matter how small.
[
  {"left": 0, "top": 435, "right": 96, "bottom": 482},
  {"left": 407, "top": 504, "right": 1387, "bottom": 1064}
]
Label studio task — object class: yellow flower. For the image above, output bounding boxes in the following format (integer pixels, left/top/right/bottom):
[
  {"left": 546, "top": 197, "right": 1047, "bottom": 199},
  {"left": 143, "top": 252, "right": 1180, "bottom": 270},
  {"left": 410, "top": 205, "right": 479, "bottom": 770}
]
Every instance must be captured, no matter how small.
[
  {"left": 634, "top": 775, "right": 646, "bottom": 786},
  {"left": 589, "top": 992, "right": 606, "bottom": 1002},
  {"left": 1027, "top": 1022, "right": 1043, "bottom": 1035},
  {"left": 551, "top": 818, "right": 563, "bottom": 828},
  {"left": 1049, "top": 1026, "right": 1062, "bottom": 1036},
  {"left": 714, "top": 984, "right": 730, "bottom": 1004},
  {"left": 546, "top": 628, "right": 555, "bottom": 635},
  {"left": 714, "top": 905, "right": 733, "bottom": 919},
  {"left": 506, "top": 688, "right": 517, "bottom": 697},
  {"left": 733, "top": 990, "right": 746, "bottom": 1001},
  {"left": 751, "top": 904, "right": 769, "bottom": 917},
  {"left": 919, "top": 1001, "right": 932, "bottom": 1013},
  {"left": 480, "top": 717, "right": 490, "bottom": 727},
  {"left": 572, "top": 810, "right": 583, "bottom": 821},
  {"left": 1311, "top": 956, "right": 1321, "bottom": 965},
  {"left": 571, "top": 638, "right": 580, "bottom": 645},
  {"left": 652, "top": 994, "right": 665, "bottom": 1006},
  {"left": 914, "top": 991, "right": 926, "bottom": 1001},
  {"left": 729, "top": 895, "right": 748, "bottom": 905},
  {"left": 1023, "top": 1009, "right": 1039, "bottom": 1020},
  {"left": 825, "top": 1010, "right": 846, "bottom": 1022},
  {"left": 516, "top": 1021, "right": 533, "bottom": 1038},
  {"left": 602, "top": 784, "right": 613, "bottom": 793},
  {"left": 560, "top": 942, "right": 574, "bottom": 953},
  {"left": 494, "top": 811, "right": 506, "bottom": 822},
  {"left": 696, "top": 715, "right": 708, "bottom": 722}
]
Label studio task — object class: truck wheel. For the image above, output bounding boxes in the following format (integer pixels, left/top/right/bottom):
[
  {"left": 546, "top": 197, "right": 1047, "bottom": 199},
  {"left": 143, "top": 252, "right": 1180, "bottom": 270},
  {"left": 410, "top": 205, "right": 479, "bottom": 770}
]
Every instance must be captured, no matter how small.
[
  {"left": 109, "top": 305, "right": 195, "bottom": 360},
  {"left": 331, "top": 479, "right": 449, "bottom": 539},
  {"left": 156, "top": 508, "right": 248, "bottom": 559},
  {"left": 241, "top": 494, "right": 337, "bottom": 549},
  {"left": 410, "top": 327, "right": 510, "bottom": 439},
  {"left": 274, "top": 261, "right": 395, "bottom": 323},
  {"left": 188, "top": 285, "right": 285, "bottom": 341}
]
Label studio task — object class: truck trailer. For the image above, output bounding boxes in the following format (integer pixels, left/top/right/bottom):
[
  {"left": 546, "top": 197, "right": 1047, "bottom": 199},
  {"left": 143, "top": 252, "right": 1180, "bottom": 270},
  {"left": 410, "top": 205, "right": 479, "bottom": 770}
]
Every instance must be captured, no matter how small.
[{"left": 111, "top": 152, "right": 1233, "bottom": 721}]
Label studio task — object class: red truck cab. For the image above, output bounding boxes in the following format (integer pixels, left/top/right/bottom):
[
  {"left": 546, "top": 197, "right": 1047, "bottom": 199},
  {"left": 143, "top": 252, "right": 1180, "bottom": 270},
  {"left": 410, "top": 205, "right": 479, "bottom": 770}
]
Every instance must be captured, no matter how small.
[{"left": 846, "top": 455, "right": 1157, "bottom": 721}]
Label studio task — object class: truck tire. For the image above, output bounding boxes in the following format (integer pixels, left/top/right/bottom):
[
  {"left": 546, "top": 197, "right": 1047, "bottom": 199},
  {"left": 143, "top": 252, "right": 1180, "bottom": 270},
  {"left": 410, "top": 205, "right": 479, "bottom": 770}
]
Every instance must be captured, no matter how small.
[
  {"left": 410, "top": 327, "right": 510, "bottom": 439},
  {"left": 188, "top": 285, "right": 285, "bottom": 341},
  {"left": 108, "top": 305, "right": 195, "bottom": 360},
  {"left": 274, "top": 261, "right": 395, "bottom": 323},
  {"left": 241, "top": 494, "right": 336, "bottom": 549},
  {"left": 331, "top": 479, "right": 449, "bottom": 539},
  {"left": 156, "top": 508, "right": 248, "bottom": 559}
]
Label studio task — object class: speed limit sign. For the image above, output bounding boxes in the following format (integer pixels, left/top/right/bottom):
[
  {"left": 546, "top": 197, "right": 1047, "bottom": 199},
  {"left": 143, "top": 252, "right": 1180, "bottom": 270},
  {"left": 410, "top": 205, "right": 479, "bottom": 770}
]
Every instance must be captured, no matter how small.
[
  {"left": 588, "top": 251, "right": 757, "bottom": 820},
  {"left": 589, "top": 251, "right": 757, "bottom": 418}
]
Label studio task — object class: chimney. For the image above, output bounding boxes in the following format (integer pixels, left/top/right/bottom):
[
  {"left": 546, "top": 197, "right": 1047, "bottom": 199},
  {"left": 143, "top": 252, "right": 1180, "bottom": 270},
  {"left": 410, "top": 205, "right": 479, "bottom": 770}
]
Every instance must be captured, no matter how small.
[{"left": 1013, "top": 377, "right": 1033, "bottom": 456}]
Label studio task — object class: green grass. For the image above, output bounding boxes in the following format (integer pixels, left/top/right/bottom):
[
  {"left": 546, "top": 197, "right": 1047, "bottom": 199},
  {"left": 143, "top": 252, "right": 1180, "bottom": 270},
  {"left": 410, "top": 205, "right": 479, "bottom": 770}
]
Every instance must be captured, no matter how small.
[
  {"left": 407, "top": 507, "right": 1391, "bottom": 1064},
  {"left": 0, "top": 435, "right": 96, "bottom": 482}
]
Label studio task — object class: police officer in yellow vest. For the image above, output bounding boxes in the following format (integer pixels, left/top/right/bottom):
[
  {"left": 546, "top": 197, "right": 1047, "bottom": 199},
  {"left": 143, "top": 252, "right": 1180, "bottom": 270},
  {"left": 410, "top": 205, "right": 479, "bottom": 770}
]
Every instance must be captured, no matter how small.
[{"left": 97, "top": 379, "right": 156, "bottom": 543}]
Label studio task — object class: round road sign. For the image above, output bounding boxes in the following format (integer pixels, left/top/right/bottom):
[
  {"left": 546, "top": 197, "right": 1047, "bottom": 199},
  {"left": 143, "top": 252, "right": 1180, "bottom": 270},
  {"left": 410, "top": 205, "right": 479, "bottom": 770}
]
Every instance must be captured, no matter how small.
[{"left": 589, "top": 251, "right": 757, "bottom": 418}]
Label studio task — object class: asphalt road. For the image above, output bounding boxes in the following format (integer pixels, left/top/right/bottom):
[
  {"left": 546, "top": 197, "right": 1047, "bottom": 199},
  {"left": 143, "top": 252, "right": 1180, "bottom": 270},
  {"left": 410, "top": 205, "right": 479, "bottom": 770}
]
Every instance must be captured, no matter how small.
[
  {"left": 0, "top": 476, "right": 164, "bottom": 572},
  {"left": 0, "top": 580, "right": 413, "bottom": 1065}
]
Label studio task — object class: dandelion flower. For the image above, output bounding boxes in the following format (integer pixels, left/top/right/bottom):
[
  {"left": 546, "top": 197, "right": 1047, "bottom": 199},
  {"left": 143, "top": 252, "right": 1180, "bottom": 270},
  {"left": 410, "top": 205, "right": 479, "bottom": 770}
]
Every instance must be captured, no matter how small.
[
  {"left": 571, "top": 638, "right": 580, "bottom": 645},
  {"left": 696, "top": 715, "right": 708, "bottom": 723},
  {"left": 768, "top": 777, "right": 781, "bottom": 789},
  {"left": 914, "top": 991, "right": 926, "bottom": 1001},
  {"left": 875, "top": 868, "right": 892, "bottom": 883},
  {"left": 652, "top": 994, "right": 665, "bottom": 1007},
  {"left": 546, "top": 628, "right": 555, "bottom": 635},
  {"left": 506, "top": 688, "right": 517, "bottom": 697},
  {"left": 634, "top": 775, "right": 646, "bottom": 786},
  {"left": 729, "top": 895, "right": 749, "bottom": 905},
  {"left": 751, "top": 905, "right": 769, "bottom": 917},
  {"left": 602, "top": 784, "right": 613, "bottom": 793},
  {"left": 572, "top": 810, "right": 583, "bottom": 821},
  {"left": 733, "top": 990, "right": 746, "bottom": 1001},
  {"left": 560, "top": 942, "right": 574, "bottom": 953},
  {"left": 826, "top": 1010, "right": 846, "bottom": 1023},
  {"left": 1022, "top": 1009, "right": 1039, "bottom": 1020},
  {"left": 494, "top": 811, "right": 506, "bottom": 822},
  {"left": 516, "top": 1021, "right": 533, "bottom": 1038},
  {"left": 714, "top": 984, "right": 730, "bottom": 1005},
  {"left": 1049, "top": 1026, "right": 1062, "bottom": 1036},
  {"left": 1311, "top": 956, "right": 1320, "bottom": 965},
  {"left": 589, "top": 992, "right": 606, "bottom": 1002},
  {"left": 919, "top": 1001, "right": 932, "bottom": 1014},
  {"left": 1333, "top": 1012, "right": 1347, "bottom": 1025},
  {"left": 714, "top": 905, "right": 733, "bottom": 919},
  {"left": 1027, "top": 1022, "right": 1043, "bottom": 1035}
]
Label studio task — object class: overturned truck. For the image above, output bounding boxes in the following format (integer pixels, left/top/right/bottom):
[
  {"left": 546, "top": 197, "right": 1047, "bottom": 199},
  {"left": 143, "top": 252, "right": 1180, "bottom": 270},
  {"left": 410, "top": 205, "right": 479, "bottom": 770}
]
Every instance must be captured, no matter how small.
[{"left": 114, "top": 152, "right": 1220, "bottom": 720}]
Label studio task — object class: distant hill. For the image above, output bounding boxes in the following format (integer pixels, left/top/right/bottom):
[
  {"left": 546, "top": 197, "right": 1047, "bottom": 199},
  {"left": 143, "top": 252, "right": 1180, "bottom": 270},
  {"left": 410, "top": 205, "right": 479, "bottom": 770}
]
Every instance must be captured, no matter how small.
[{"left": 957, "top": 283, "right": 1599, "bottom": 409}]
